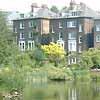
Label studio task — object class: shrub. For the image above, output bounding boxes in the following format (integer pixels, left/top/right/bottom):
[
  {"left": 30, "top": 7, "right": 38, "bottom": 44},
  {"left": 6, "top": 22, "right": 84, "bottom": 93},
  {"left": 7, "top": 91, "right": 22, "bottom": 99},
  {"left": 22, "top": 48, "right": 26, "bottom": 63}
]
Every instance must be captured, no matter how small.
[{"left": 41, "top": 42, "right": 66, "bottom": 66}]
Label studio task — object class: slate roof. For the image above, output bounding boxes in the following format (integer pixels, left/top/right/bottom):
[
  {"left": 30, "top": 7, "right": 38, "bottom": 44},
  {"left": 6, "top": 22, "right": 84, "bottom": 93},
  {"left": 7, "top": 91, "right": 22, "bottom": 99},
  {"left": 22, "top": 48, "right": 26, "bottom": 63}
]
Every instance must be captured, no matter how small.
[{"left": 36, "top": 8, "right": 58, "bottom": 18}]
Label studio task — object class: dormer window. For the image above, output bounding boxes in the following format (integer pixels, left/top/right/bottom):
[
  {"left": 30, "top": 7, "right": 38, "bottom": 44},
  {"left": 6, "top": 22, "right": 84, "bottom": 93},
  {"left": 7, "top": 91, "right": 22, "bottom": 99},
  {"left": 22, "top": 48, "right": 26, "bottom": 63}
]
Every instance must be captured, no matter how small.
[{"left": 20, "top": 14, "right": 24, "bottom": 18}]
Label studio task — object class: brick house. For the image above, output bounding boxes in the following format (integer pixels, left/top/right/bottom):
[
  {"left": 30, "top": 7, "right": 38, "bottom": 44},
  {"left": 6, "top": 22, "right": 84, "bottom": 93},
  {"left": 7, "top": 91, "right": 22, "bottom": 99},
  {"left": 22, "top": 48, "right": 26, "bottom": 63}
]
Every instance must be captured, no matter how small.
[{"left": 13, "top": 0, "right": 100, "bottom": 64}]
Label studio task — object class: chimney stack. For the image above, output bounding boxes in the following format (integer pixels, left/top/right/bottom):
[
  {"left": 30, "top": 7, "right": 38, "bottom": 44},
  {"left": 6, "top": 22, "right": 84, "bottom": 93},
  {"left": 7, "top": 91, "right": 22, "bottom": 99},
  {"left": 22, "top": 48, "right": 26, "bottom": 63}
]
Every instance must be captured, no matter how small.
[
  {"left": 41, "top": 4, "right": 48, "bottom": 9},
  {"left": 80, "top": 2, "right": 86, "bottom": 10},
  {"left": 31, "top": 3, "right": 38, "bottom": 12},
  {"left": 70, "top": 0, "right": 76, "bottom": 10}
]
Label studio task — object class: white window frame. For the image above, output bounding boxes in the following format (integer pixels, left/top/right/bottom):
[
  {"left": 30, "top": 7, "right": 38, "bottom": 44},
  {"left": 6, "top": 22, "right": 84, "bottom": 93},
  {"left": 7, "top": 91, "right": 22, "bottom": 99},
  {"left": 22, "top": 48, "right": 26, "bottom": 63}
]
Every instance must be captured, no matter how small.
[
  {"left": 79, "top": 24, "right": 82, "bottom": 32},
  {"left": 71, "top": 58, "right": 76, "bottom": 64},
  {"left": 59, "top": 33, "right": 63, "bottom": 40},
  {"left": 19, "top": 41, "right": 25, "bottom": 51},
  {"left": 96, "top": 25, "right": 100, "bottom": 31},
  {"left": 28, "top": 40, "right": 34, "bottom": 50},
  {"left": 20, "top": 33, "right": 24, "bottom": 39},
  {"left": 29, "top": 21, "right": 36, "bottom": 28},
  {"left": 68, "top": 57, "right": 76, "bottom": 65},
  {"left": 68, "top": 40, "right": 76, "bottom": 52},
  {"left": 20, "top": 22, "right": 24, "bottom": 29},
  {"left": 51, "top": 25, "right": 54, "bottom": 33},
  {"left": 96, "top": 34, "right": 100, "bottom": 42},
  {"left": 79, "top": 35, "right": 82, "bottom": 43},
  {"left": 29, "top": 32, "right": 33, "bottom": 38},
  {"left": 58, "top": 22, "right": 63, "bottom": 28},
  {"left": 72, "top": 11, "right": 80, "bottom": 17},
  {"left": 67, "top": 21, "right": 76, "bottom": 28},
  {"left": 57, "top": 40, "right": 64, "bottom": 49},
  {"left": 68, "top": 32, "right": 76, "bottom": 39},
  {"left": 29, "top": 21, "right": 33, "bottom": 27}
]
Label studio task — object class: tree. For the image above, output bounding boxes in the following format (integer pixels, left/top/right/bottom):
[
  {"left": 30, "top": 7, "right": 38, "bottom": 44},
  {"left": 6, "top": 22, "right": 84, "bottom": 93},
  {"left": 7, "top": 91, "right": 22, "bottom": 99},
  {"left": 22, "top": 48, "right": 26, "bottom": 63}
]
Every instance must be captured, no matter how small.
[
  {"left": 41, "top": 42, "right": 66, "bottom": 66},
  {"left": 50, "top": 5, "right": 59, "bottom": 13},
  {"left": 78, "top": 48, "right": 100, "bottom": 69},
  {"left": 32, "top": 48, "right": 46, "bottom": 67},
  {"left": 61, "top": 6, "right": 68, "bottom": 13},
  {"left": 0, "top": 11, "right": 19, "bottom": 67}
]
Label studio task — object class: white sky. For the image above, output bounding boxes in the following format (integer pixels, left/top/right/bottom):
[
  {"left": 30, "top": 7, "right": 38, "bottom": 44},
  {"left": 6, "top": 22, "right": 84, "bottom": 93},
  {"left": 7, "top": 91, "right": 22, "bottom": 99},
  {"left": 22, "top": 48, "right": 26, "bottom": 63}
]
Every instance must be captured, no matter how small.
[{"left": 0, "top": 0, "right": 100, "bottom": 12}]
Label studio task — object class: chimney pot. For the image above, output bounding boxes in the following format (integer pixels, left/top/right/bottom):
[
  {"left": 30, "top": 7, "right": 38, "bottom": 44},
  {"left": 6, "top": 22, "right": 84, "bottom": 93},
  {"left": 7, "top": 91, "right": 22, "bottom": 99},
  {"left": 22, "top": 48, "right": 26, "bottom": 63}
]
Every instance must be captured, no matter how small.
[{"left": 41, "top": 4, "right": 48, "bottom": 9}]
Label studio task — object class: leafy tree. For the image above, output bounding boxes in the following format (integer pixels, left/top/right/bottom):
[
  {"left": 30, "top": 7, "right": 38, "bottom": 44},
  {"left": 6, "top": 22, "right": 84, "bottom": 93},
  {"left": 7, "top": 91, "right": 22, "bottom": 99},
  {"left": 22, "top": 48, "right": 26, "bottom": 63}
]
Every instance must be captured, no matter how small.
[
  {"left": 50, "top": 5, "right": 59, "bottom": 13},
  {"left": 78, "top": 48, "right": 100, "bottom": 69},
  {"left": 41, "top": 42, "right": 66, "bottom": 66},
  {"left": 28, "top": 47, "right": 46, "bottom": 67},
  {"left": 61, "top": 6, "right": 68, "bottom": 13},
  {"left": 0, "top": 11, "right": 19, "bottom": 67}
]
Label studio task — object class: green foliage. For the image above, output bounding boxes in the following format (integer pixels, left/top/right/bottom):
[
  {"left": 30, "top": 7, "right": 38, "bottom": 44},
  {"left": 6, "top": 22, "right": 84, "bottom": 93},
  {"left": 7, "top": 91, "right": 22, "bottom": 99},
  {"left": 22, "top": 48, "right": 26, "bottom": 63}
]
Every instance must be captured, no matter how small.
[
  {"left": 0, "top": 11, "right": 18, "bottom": 67},
  {"left": 61, "top": 6, "right": 68, "bottom": 13},
  {"left": 28, "top": 47, "right": 46, "bottom": 67},
  {"left": 41, "top": 42, "right": 66, "bottom": 66},
  {"left": 78, "top": 48, "right": 100, "bottom": 69},
  {"left": 0, "top": 67, "right": 26, "bottom": 91},
  {"left": 14, "top": 53, "right": 32, "bottom": 68},
  {"left": 50, "top": 5, "right": 59, "bottom": 13}
]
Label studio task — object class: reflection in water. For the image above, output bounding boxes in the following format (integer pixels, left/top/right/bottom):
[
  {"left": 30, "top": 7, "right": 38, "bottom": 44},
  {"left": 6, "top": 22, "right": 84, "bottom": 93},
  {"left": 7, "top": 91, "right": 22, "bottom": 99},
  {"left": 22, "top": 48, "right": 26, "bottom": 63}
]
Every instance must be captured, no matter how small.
[
  {"left": 68, "top": 88, "right": 77, "bottom": 100},
  {"left": 1, "top": 81, "right": 100, "bottom": 100},
  {"left": 22, "top": 81, "right": 100, "bottom": 100}
]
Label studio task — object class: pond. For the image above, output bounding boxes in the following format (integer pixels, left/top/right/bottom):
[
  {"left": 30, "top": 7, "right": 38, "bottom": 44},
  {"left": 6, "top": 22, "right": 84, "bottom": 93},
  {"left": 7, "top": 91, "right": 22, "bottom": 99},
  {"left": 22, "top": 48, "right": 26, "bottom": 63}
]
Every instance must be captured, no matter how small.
[{"left": 22, "top": 81, "right": 100, "bottom": 100}]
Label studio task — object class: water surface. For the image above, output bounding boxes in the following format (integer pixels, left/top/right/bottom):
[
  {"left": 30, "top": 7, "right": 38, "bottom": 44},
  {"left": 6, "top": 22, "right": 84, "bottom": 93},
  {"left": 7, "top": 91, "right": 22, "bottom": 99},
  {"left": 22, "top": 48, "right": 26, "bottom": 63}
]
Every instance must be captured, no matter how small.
[{"left": 22, "top": 81, "right": 100, "bottom": 100}]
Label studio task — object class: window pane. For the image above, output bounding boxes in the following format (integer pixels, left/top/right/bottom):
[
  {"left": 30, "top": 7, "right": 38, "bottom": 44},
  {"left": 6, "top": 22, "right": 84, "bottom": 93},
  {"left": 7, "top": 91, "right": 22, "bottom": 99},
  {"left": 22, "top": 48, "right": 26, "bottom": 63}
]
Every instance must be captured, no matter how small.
[
  {"left": 68, "top": 40, "right": 76, "bottom": 51},
  {"left": 59, "top": 22, "right": 63, "bottom": 28},
  {"left": 20, "top": 33, "right": 24, "bottom": 39},
  {"left": 96, "top": 34, "right": 100, "bottom": 42},
  {"left": 68, "top": 33, "right": 76, "bottom": 39},
  {"left": 79, "top": 25, "right": 82, "bottom": 32},
  {"left": 79, "top": 36, "right": 82, "bottom": 43},
  {"left": 96, "top": 25, "right": 100, "bottom": 31},
  {"left": 19, "top": 41, "right": 25, "bottom": 51},
  {"left": 57, "top": 40, "right": 64, "bottom": 49},
  {"left": 29, "top": 32, "right": 33, "bottom": 38},
  {"left": 59, "top": 33, "right": 63, "bottom": 40},
  {"left": 28, "top": 41, "right": 34, "bottom": 50},
  {"left": 20, "top": 22, "right": 24, "bottom": 29},
  {"left": 29, "top": 21, "right": 36, "bottom": 28},
  {"left": 67, "top": 21, "right": 76, "bottom": 28}
]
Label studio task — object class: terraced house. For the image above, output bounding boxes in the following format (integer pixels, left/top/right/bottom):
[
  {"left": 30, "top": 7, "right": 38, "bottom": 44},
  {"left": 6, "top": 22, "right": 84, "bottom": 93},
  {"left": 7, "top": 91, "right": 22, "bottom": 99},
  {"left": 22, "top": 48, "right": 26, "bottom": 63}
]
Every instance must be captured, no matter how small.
[{"left": 13, "top": 0, "right": 100, "bottom": 64}]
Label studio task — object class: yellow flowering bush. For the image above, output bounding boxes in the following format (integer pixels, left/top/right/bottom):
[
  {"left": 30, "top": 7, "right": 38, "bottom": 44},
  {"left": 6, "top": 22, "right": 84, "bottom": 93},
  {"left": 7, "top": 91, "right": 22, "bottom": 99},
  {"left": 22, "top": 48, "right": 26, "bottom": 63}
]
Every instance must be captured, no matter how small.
[{"left": 41, "top": 42, "right": 66, "bottom": 66}]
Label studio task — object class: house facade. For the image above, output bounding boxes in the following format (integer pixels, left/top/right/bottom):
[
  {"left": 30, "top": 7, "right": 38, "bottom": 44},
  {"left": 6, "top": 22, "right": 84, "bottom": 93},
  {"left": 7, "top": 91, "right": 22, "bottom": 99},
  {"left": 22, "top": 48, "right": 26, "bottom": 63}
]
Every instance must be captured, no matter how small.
[
  {"left": 13, "top": 0, "right": 100, "bottom": 64},
  {"left": 49, "top": 17, "right": 94, "bottom": 64},
  {"left": 13, "top": 17, "right": 50, "bottom": 51}
]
